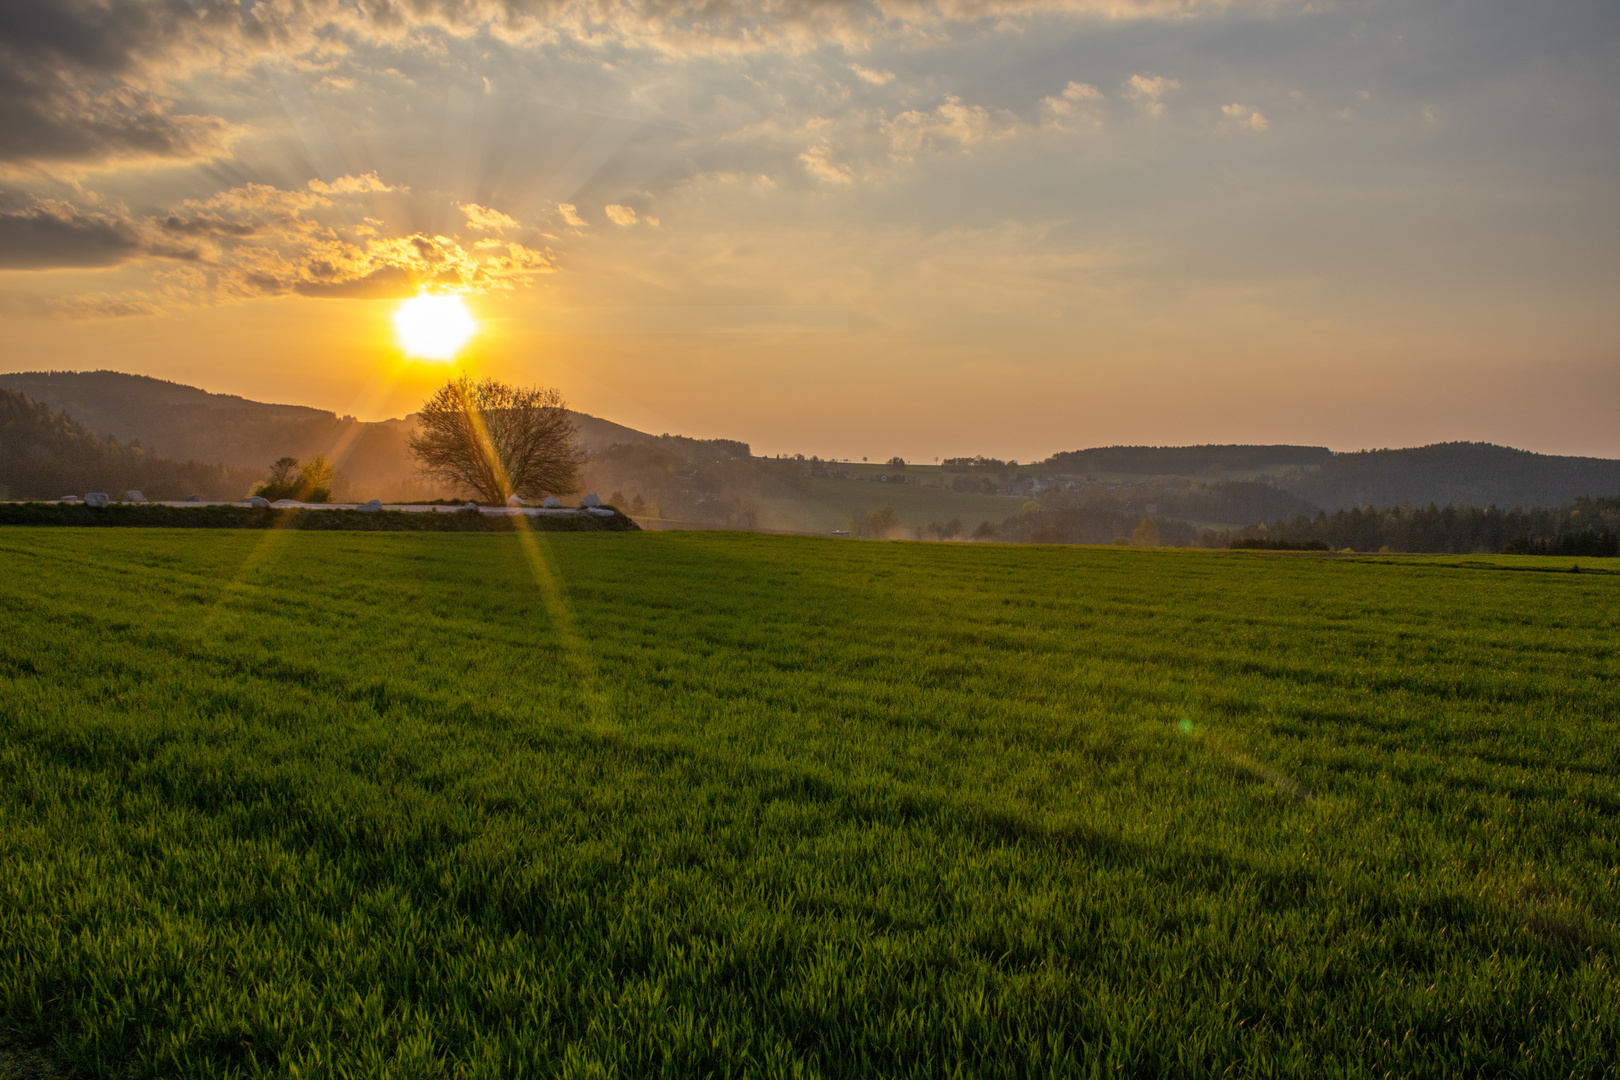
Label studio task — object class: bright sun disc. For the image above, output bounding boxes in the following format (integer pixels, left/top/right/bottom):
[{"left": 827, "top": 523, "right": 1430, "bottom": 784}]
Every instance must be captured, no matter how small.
[{"left": 394, "top": 294, "right": 476, "bottom": 360}]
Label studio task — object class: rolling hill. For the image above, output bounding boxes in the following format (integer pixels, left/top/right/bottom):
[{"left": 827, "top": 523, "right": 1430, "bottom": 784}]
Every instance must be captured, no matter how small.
[
  {"left": 0, "top": 389, "right": 260, "bottom": 501},
  {"left": 0, "top": 370, "right": 663, "bottom": 502}
]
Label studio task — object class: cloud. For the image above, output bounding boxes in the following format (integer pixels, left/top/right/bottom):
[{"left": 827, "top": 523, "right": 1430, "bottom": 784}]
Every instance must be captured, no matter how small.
[
  {"left": 0, "top": 0, "right": 246, "bottom": 169},
  {"left": 883, "top": 97, "right": 1022, "bottom": 156},
  {"left": 0, "top": 0, "right": 1277, "bottom": 172},
  {"left": 290, "top": 264, "right": 417, "bottom": 300},
  {"left": 7, "top": 175, "right": 553, "bottom": 309},
  {"left": 1221, "top": 103, "right": 1269, "bottom": 130},
  {"left": 384, "top": 0, "right": 1271, "bottom": 58},
  {"left": 0, "top": 0, "right": 1298, "bottom": 319},
  {"left": 0, "top": 197, "right": 203, "bottom": 268},
  {"left": 1126, "top": 73, "right": 1180, "bottom": 116},
  {"left": 310, "top": 174, "right": 400, "bottom": 196},
  {"left": 0, "top": 199, "right": 145, "bottom": 269},
  {"left": 850, "top": 64, "right": 896, "bottom": 85},
  {"left": 52, "top": 292, "right": 164, "bottom": 319},
  {"left": 799, "top": 145, "right": 854, "bottom": 184},
  {"left": 191, "top": 195, "right": 557, "bottom": 301},
  {"left": 462, "top": 203, "right": 520, "bottom": 231},
  {"left": 1043, "top": 81, "right": 1105, "bottom": 128}
]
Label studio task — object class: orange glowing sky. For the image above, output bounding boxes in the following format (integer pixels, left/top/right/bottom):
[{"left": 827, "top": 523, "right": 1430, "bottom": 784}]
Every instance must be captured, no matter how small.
[{"left": 2, "top": 0, "right": 1618, "bottom": 459}]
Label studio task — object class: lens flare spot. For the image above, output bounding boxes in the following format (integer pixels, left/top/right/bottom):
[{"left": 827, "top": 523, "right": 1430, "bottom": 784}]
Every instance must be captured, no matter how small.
[{"left": 394, "top": 294, "right": 476, "bottom": 360}]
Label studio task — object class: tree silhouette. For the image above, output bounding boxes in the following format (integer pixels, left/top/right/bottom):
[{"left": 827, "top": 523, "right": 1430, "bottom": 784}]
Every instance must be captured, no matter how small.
[
  {"left": 407, "top": 378, "right": 582, "bottom": 504},
  {"left": 255, "top": 455, "right": 334, "bottom": 502}
]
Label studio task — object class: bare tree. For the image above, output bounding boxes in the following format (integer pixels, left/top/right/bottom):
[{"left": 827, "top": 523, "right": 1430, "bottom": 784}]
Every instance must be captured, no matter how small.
[{"left": 407, "top": 377, "right": 583, "bottom": 504}]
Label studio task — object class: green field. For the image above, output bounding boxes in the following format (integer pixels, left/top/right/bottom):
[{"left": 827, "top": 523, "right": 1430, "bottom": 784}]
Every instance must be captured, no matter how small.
[{"left": 1, "top": 529, "right": 1616, "bottom": 1078}]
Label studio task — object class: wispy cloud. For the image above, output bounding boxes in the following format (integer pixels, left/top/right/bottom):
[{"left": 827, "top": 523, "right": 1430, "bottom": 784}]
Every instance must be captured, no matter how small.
[
  {"left": 799, "top": 145, "right": 855, "bottom": 184},
  {"left": 849, "top": 63, "right": 896, "bottom": 85},
  {"left": 1221, "top": 103, "right": 1269, "bottom": 130},
  {"left": 462, "top": 203, "right": 520, "bottom": 231},
  {"left": 51, "top": 291, "right": 166, "bottom": 319}
]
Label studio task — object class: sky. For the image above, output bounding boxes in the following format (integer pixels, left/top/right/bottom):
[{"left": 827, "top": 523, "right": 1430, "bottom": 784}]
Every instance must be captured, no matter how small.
[{"left": 2, "top": 0, "right": 1618, "bottom": 461}]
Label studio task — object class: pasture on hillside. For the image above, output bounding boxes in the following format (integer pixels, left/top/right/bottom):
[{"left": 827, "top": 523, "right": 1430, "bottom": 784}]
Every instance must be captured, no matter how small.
[{"left": 1, "top": 528, "right": 1616, "bottom": 1078}]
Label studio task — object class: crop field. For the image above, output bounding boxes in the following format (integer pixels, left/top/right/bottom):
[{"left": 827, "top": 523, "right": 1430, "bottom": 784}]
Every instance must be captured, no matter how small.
[{"left": 1, "top": 528, "right": 1617, "bottom": 1078}]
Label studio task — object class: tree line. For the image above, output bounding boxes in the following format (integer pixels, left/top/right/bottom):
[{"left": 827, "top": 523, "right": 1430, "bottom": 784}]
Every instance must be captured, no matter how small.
[
  {"left": 1235, "top": 498, "right": 1620, "bottom": 556},
  {"left": 0, "top": 390, "right": 259, "bottom": 501},
  {"left": 969, "top": 497, "right": 1620, "bottom": 554}
]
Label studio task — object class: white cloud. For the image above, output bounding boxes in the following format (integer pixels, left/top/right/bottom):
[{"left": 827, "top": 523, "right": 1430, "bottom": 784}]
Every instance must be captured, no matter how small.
[
  {"left": 605, "top": 204, "right": 639, "bottom": 225},
  {"left": 1126, "top": 73, "right": 1180, "bottom": 116},
  {"left": 1221, "top": 103, "right": 1269, "bottom": 130},
  {"left": 558, "top": 203, "right": 588, "bottom": 227}
]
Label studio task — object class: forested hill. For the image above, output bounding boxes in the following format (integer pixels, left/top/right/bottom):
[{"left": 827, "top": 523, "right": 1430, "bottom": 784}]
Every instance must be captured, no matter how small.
[
  {"left": 1042, "top": 445, "right": 1332, "bottom": 477},
  {"left": 1287, "top": 443, "right": 1620, "bottom": 512},
  {"left": 0, "top": 390, "right": 258, "bottom": 501},
  {"left": 1040, "top": 440, "right": 1620, "bottom": 510},
  {"left": 0, "top": 371, "right": 413, "bottom": 496},
  {"left": 0, "top": 370, "right": 664, "bottom": 502}
]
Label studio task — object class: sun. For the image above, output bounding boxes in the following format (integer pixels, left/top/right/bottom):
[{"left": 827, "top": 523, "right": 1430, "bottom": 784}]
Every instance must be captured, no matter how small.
[{"left": 394, "top": 293, "right": 477, "bottom": 360}]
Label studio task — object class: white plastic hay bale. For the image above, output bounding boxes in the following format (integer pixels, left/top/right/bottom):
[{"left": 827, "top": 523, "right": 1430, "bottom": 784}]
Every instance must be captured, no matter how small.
[
  {"left": 244, "top": 496, "right": 270, "bottom": 508},
  {"left": 506, "top": 493, "right": 529, "bottom": 507},
  {"left": 271, "top": 499, "right": 302, "bottom": 508},
  {"left": 462, "top": 501, "right": 479, "bottom": 510},
  {"left": 542, "top": 496, "right": 562, "bottom": 508},
  {"left": 125, "top": 490, "right": 147, "bottom": 503},
  {"left": 61, "top": 495, "right": 84, "bottom": 504},
  {"left": 357, "top": 499, "right": 382, "bottom": 512},
  {"left": 580, "top": 492, "right": 602, "bottom": 508},
  {"left": 84, "top": 493, "right": 110, "bottom": 508}
]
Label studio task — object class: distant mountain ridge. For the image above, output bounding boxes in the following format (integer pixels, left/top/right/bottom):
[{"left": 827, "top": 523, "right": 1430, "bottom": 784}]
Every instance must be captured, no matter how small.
[
  {"left": 1042, "top": 444, "right": 1333, "bottom": 477},
  {"left": 1038, "top": 441, "right": 1620, "bottom": 511}
]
